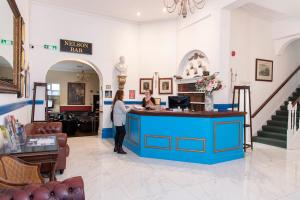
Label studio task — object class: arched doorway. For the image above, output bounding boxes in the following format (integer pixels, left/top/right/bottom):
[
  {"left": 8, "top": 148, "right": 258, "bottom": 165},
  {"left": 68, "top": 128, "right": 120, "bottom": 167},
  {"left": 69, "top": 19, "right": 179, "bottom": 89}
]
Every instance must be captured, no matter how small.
[{"left": 45, "top": 59, "right": 103, "bottom": 137}]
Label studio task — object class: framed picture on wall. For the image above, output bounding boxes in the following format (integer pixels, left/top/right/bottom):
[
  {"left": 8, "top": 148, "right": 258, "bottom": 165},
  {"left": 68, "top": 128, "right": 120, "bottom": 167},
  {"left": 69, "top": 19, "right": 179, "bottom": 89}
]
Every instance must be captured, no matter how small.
[
  {"left": 159, "top": 78, "right": 173, "bottom": 94},
  {"left": 24, "top": 69, "right": 30, "bottom": 98},
  {"left": 129, "top": 90, "right": 135, "bottom": 99},
  {"left": 105, "top": 90, "right": 112, "bottom": 98},
  {"left": 68, "top": 82, "right": 85, "bottom": 105},
  {"left": 139, "top": 78, "right": 153, "bottom": 94},
  {"left": 255, "top": 59, "right": 273, "bottom": 82}
]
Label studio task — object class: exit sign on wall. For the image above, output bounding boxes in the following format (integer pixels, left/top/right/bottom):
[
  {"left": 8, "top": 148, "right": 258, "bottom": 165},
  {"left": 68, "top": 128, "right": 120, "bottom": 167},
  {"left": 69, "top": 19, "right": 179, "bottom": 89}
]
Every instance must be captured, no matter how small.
[{"left": 0, "top": 39, "right": 13, "bottom": 45}]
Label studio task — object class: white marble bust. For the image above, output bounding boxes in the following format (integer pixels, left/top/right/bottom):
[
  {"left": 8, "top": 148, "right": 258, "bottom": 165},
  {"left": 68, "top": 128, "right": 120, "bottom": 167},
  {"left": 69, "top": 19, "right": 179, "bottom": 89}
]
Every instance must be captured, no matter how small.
[{"left": 115, "top": 56, "right": 128, "bottom": 76}]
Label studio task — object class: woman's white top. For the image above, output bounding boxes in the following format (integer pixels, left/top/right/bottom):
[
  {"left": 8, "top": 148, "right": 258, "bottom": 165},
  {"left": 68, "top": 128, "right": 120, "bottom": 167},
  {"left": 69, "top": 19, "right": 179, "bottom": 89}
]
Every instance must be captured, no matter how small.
[{"left": 113, "top": 100, "right": 130, "bottom": 126}]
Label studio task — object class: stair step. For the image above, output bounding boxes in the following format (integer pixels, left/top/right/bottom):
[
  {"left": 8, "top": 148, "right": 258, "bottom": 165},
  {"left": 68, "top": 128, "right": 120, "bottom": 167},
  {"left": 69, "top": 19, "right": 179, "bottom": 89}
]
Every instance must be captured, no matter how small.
[
  {"left": 262, "top": 125, "right": 287, "bottom": 134},
  {"left": 257, "top": 130, "right": 287, "bottom": 140},
  {"left": 253, "top": 136, "right": 287, "bottom": 148},
  {"left": 284, "top": 101, "right": 300, "bottom": 106},
  {"left": 292, "top": 91, "right": 300, "bottom": 98},
  {"left": 272, "top": 115, "right": 300, "bottom": 121},
  {"left": 288, "top": 96, "right": 298, "bottom": 102},
  {"left": 267, "top": 120, "right": 288, "bottom": 128},
  {"left": 276, "top": 110, "right": 288, "bottom": 116},
  {"left": 280, "top": 105, "right": 299, "bottom": 111}
]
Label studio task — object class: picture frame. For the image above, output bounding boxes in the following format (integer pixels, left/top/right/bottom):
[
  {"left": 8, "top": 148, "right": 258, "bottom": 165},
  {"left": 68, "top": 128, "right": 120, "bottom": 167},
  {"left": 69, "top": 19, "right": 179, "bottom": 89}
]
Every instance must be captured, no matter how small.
[
  {"left": 129, "top": 90, "right": 135, "bottom": 99},
  {"left": 159, "top": 78, "right": 173, "bottom": 94},
  {"left": 105, "top": 90, "right": 112, "bottom": 98},
  {"left": 68, "top": 82, "right": 85, "bottom": 105},
  {"left": 24, "top": 69, "right": 30, "bottom": 98},
  {"left": 255, "top": 59, "right": 273, "bottom": 82},
  {"left": 139, "top": 78, "right": 153, "bottom": 94}
]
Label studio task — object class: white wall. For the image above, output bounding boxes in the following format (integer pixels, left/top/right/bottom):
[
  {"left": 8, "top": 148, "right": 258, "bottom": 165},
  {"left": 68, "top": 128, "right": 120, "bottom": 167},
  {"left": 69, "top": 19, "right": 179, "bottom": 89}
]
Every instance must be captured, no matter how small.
[
  {"left": 0, "top": 0, "right": 14, "bottom": 67},
  {"left": 29, "top": 3, "right": 140, "bottom": 129},
  {"left": 230, "top": 8, "right": 300, "bottom": 135},
  {"left": 176, "top": 0, "right": 235, "bottom": 103},
  {"left": 138, "top": 20, "right": 177, "bottom": 101},
  {"left": 29, "top": 3, "right": 182, "bottom": 129},
  {"left": 0, "top": 0, "right": 31, "bottom": 126}
]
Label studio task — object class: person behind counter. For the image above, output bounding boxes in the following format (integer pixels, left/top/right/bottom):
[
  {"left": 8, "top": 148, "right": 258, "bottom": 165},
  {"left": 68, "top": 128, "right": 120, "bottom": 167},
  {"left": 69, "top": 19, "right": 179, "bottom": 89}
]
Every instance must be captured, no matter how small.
[
  {"left": 112, "top": 90, "right": 131, "bottom": 154},
  {"left": 142, "top": 90, "right": 156, "bottom": 109}
]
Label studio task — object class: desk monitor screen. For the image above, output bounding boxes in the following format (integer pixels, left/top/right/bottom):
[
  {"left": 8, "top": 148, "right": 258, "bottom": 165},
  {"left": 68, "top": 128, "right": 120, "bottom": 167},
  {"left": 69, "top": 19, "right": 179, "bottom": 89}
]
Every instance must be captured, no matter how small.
[
  {"left": 168, "top": 96, "right": 190, "bottom": 109},
  {"left": 48, "top": 100, "right": 54, "bottom": 108}
]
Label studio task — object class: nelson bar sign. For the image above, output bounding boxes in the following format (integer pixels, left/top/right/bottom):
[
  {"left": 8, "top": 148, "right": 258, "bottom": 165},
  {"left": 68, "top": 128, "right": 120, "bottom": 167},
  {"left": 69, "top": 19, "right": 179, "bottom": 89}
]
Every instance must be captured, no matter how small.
[{"left": 60, "top": 39, "right": 92, "bottom": 55}]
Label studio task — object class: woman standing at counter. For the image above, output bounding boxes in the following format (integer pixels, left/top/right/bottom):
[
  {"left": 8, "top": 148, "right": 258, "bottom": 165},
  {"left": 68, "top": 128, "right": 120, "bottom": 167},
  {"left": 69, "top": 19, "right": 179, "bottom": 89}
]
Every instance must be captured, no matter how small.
[
  {"left": 112, "top": 90, "right": 131, "bottom": 154},
  {"left": 142, "top": 90, "right": 156, "bottom": 109}
]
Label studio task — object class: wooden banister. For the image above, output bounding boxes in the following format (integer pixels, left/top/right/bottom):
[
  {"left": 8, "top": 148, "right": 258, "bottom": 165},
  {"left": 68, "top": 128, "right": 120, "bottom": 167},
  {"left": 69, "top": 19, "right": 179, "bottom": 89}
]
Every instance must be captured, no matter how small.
[{"left": 251, "top": 66, "right": 300, "bottom": 118}]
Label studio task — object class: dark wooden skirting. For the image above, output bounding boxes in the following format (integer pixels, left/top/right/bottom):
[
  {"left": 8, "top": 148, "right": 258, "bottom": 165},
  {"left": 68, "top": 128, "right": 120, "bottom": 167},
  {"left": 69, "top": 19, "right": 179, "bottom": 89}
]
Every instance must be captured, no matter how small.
[
  {"left": 252, "top": 66, "right": 300, "bottom": 118},
  {"left": 130, "top": 110, "right": 245, "bottom": 118}
]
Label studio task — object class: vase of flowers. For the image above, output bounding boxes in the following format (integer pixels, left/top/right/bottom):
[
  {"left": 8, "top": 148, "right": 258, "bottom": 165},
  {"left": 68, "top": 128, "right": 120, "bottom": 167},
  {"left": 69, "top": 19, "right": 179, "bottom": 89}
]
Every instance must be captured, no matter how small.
[{"left": 195, "top": 73, "right": 223, "bottom": 111}]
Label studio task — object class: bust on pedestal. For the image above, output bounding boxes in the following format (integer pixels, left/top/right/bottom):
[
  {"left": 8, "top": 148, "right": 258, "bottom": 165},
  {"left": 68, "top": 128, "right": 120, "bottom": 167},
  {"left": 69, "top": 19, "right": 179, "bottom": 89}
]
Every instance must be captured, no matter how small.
[{"left": 115, "top": 56, "right": 127, "bottom": 90}]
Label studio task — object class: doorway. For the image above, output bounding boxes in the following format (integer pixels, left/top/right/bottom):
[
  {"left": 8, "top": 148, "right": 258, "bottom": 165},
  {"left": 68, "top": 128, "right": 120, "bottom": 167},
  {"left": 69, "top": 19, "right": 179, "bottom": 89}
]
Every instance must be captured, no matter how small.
[{"left": 45, "top": 59, "right": 103, "bottom": 137}]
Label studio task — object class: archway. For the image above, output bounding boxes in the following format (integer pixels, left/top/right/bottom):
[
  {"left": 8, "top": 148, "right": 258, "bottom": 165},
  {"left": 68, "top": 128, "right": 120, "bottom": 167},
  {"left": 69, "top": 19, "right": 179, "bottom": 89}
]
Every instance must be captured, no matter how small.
[
  {"left": 45, "top": 58, "right": 103, "bottom": 137},
  {"left": 276, "top": 35, "right": 300, "bottom": 55},
  {"left": 178, "top": 49, "right": 210, "bottom": 78}
]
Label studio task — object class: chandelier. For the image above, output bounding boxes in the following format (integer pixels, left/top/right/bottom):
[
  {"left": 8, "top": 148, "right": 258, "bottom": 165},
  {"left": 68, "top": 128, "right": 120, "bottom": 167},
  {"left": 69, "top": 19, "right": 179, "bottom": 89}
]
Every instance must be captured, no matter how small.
[
  {"left": 163, "top": 0, "right": 206, "bottom": 18},
  {"left": 76, "top": 70, "right": 90, "bottom": 82}
]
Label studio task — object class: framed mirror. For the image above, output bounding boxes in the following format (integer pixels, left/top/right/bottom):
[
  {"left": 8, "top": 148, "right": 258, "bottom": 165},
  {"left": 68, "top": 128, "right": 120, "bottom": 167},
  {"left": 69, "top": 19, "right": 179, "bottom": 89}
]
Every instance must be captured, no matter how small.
[{"left": 0, "top": 0, "right": 22, "bottom": 95}]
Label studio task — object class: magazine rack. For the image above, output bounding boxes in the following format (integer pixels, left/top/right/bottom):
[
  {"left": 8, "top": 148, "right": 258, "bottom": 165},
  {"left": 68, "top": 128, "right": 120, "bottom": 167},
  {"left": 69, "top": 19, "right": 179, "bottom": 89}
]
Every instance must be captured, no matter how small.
[{"left": 31, "top": 82, "right": 49, "bottom": 122}]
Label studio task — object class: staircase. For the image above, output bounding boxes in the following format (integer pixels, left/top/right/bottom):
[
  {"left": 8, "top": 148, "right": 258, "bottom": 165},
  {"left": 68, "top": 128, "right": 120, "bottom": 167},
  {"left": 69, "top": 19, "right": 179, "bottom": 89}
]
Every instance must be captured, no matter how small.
[{"left": 253, "top": 88, "right": 300, "bottom": 148}]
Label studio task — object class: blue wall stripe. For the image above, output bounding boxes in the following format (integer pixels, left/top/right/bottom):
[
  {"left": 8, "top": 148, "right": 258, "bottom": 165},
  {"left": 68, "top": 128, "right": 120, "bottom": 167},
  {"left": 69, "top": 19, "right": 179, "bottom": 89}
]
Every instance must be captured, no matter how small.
[
  {"left": 1, "top": 99, "right": 237, "bottom": 116},
  {"left": 0, "top": 100, "right": 44, "bottom": 115}
]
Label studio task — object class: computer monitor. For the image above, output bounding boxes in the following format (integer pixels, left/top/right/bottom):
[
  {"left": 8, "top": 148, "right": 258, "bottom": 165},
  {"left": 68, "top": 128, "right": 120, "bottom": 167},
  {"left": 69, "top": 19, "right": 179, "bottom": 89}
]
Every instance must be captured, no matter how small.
[
  {"left": 168, "top": 96, "right": 190, "bottom": 109},
  {"left": 48, "top": 100, "right": 54, "bottom": 108}
]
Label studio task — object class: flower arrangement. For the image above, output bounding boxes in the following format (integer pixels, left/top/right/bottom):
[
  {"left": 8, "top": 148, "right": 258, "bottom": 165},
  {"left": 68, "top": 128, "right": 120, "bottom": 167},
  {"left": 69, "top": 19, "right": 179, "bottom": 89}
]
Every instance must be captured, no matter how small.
[{"left": 195, "top": 72, "right": 223, "bottom": 94}]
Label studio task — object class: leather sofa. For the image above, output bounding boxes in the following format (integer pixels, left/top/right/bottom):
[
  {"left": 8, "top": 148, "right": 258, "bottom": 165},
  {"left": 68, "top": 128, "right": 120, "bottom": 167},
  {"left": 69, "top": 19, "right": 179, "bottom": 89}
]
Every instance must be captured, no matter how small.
[
  {"left": 24, "top": 122, "right": 69, "bottom": 174},
  {"left": 0, "top": 176, "right": 84, "bottom": 200}
]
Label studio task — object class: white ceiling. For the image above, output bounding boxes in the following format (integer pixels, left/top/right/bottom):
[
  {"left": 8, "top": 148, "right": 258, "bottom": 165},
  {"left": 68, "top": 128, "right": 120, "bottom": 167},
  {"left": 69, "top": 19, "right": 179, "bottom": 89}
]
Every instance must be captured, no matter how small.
[
  {"left": 239, "top": 3, "right": 286, "bottom": 22},
  {"left": 252, "top": 0, "right": 300, "bottom": 18},
  {"left": 50, "top": 60, "right": 96, "bottom": 73},
  {"left": 32, "top": 0, "right": 178, "bottom": 22}
]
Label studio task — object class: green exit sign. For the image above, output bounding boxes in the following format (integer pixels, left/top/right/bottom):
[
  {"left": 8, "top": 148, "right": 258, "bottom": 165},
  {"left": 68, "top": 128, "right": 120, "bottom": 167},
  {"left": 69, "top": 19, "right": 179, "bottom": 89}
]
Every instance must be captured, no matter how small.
[
  {"left": 44, "top": 44, "right": 58, "bottom": 51},
  {"left": 0, "top": 39, "right": 13, "bottom": 45}
]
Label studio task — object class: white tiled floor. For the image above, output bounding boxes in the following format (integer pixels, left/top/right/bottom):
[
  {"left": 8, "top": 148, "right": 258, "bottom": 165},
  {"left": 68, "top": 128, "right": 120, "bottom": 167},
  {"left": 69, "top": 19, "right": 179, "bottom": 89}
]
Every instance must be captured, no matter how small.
[{"left": 58, "top": 136, "right": 300, "bottom": 200}]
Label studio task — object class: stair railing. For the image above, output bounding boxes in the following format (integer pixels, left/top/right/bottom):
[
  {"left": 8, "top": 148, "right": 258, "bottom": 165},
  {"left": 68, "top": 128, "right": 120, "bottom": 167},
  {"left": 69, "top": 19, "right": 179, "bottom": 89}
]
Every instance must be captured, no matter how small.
[{"left": 287, "top": 101, "right": 300, "bottom": 149}]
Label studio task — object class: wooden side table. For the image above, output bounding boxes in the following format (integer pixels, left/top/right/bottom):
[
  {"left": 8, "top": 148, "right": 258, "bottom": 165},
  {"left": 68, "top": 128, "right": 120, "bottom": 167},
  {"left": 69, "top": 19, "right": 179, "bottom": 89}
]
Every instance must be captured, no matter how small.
[{"left": 0, "top": 134, "right": 59, "bottom": 181}]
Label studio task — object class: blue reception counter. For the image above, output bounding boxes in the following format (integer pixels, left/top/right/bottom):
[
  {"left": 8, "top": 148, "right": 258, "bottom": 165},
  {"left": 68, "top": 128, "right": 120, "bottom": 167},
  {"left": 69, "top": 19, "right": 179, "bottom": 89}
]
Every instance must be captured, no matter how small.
[{"left": 124, "top": 110, "right": 245, "bottom": 164}]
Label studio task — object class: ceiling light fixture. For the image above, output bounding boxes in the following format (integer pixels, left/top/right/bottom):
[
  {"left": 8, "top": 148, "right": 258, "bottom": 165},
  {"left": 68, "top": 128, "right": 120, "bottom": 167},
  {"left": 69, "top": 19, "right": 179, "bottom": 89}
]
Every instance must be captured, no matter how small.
[
  {"left": 137, "top": 12, "right": 141, "bottom": 17},
  {"left": 163, "top": 0, "right": 206, "bottom": 18},
  {"left": 76, "top": 70, "right": 90, "bottom": 82}
]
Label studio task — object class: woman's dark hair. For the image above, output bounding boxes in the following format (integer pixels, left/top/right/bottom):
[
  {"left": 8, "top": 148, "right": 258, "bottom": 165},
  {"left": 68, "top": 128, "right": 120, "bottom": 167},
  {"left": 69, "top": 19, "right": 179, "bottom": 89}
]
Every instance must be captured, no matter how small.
[
  {"left": 146, "top": 89, "right": 153, "bottom": 95},
  {"left": 112, "top": 90, "right": 124, "bottom": 107}
]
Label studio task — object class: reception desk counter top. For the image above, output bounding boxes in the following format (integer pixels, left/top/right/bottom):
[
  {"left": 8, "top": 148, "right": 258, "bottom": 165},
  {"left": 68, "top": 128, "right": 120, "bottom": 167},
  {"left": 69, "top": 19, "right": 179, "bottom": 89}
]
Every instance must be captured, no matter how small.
[
  {"left": 130, "top": 109, "right": 246, "bottom": 118},
  {"left": 124, "top": 110, "right": 245, "bottom": 164}
]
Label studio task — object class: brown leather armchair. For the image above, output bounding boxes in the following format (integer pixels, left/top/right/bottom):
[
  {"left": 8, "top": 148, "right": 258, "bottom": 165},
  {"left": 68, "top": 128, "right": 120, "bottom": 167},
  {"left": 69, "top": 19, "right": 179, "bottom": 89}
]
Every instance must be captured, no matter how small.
[
  {"left": 0, "top": 176, "right": 85, "bottom": 200},
  {"left": 25, "top": 122, "right": 69, "bottom": 174}
]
